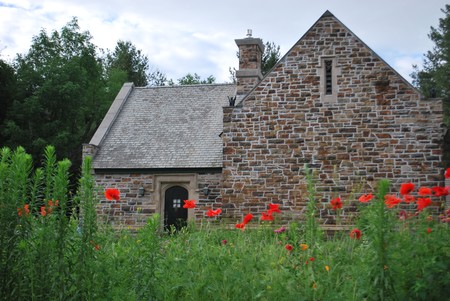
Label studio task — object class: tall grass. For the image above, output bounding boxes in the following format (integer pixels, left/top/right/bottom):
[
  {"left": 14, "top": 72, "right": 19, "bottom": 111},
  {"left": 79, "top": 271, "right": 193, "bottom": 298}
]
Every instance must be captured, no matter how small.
[{"left": 0, "top": 146, "right": 449, "bottom": 300}]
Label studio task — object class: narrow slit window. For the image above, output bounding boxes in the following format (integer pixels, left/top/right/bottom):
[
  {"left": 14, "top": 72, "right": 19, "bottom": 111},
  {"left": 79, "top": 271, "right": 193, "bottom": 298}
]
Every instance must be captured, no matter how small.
[{"left": 325, "top": 60, "right": 333, "bottom": 95}]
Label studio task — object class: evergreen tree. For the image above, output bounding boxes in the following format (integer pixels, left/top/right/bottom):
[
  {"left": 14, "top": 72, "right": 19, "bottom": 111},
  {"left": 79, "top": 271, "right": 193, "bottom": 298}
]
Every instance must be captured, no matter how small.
[
  {"left": 262, "top": 41, "right": 281, "bottom": 75},
  {"left": 106, "top": 40, "right": 150, "bottom": 86},
  {"left": 411, "top": 5, "right": 450, "bottom": 165}
]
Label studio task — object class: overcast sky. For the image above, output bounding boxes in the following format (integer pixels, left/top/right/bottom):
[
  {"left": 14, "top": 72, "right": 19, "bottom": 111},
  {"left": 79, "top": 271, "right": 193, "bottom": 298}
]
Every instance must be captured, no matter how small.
[{"left": 0, "top": 0, "right": 448, "bottom": 84}]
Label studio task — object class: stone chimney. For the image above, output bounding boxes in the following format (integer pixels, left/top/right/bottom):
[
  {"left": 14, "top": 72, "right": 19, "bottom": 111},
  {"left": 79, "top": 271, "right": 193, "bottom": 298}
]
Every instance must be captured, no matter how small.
[{"left": 235, "top": 29, "right": 264, "bottom": 96}]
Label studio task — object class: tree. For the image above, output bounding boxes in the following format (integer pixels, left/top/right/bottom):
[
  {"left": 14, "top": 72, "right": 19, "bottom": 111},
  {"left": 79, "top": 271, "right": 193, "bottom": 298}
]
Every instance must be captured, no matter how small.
[
  {"left": 177, "top": 73, "right": 215, "bottom": 85},
  {"left": 0, "top": 59, "right": 16, "bottom": 140},
  {"left": 411, "top": 5, "right": 450, "bottom": 165},
  {"left": 1, "top": 18, "right": 110, "bottom": 174},
  {"left": 105, "top": 41, "right": 150, "bottom": 86},
  {"left": 412, "top": 5, "right": 450, "bottom": 101},
  {"left": 262, "top": 41, "right": 281, "bottom": 75},
  {"left": 148, "top": 68, "right": 173, "bottom": 86}
]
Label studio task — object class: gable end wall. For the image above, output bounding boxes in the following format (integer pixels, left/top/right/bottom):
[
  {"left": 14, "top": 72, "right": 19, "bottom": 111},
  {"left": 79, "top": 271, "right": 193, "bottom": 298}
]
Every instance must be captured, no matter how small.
[{"left": 221, "top": 16, "right": 445, "bottom": 224}]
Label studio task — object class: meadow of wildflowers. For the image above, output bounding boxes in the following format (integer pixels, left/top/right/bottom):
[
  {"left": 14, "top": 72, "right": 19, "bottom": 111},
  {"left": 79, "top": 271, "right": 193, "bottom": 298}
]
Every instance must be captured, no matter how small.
[{"left": 1, "top": 146, "right": 449, "bottom": 300}]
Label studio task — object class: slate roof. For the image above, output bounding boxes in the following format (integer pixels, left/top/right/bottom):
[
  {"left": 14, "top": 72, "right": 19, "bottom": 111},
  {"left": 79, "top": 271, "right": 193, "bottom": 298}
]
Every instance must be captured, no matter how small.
[{"left": 90, "top": 83, "right": 236, "bottom": 169}]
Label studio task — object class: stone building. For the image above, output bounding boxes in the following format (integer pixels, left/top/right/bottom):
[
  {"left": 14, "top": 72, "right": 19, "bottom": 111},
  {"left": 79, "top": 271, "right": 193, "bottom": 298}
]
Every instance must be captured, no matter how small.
[{"left": 83, "top": 11, "right": 445, "bottom": 230}]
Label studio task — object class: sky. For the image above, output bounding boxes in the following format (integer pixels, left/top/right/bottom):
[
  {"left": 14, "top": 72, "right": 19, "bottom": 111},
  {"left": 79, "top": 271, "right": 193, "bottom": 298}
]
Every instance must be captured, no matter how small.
[{"left": 0, "top": 0, "right": 448, "bottom": 84}]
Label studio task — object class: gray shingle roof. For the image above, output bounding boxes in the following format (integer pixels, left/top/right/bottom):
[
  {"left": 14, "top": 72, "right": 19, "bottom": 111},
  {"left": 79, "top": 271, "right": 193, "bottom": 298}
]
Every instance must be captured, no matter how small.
[{"left": 91, "top": 83, "right": 236, "bottom": 169}]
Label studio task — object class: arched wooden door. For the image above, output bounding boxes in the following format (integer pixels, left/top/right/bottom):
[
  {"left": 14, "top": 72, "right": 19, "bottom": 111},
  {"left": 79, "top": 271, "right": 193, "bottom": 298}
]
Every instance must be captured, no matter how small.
[{"left": 164, "top": 186, "right": 188, "bottom": 231}]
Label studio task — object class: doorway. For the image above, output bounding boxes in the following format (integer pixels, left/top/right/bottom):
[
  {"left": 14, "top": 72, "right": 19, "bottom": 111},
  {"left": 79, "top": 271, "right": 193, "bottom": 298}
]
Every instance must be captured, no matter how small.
[{"left": 164, "top": 185, "right": 188, "bottom": 231}]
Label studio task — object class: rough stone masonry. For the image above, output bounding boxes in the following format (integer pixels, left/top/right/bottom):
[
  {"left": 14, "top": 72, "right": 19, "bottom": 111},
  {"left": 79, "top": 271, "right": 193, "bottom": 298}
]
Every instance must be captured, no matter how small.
[{"left": 220, "top": 13, "right": 444, "bottom": 225}]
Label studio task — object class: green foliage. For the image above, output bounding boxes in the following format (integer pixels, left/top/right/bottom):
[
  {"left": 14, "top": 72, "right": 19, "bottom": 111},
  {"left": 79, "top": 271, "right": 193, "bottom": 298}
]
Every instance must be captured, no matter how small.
[
  {"left": 148, "top": 68, "right": 174, "bottom": 86},
  {"left": 178, "top": 73, "right": 216, "bottom": 85},
  {"left": 0, "top": 59, "right": 16, "bottom": 135},
  {"left": 105, "top": 40, "right": 150, "bottom": 87},
  {"left": 2, "top": 151, "right": 450, "bottom": 300},
  {"left": 262, "top": 41, "right": 281, "bottom": 75},
  {"left": 411, "top": 5, "right": 450, "bottom": 165},
  {"left": 1, "top": 18, "right": 111, "bottom": 176},
  {"left": 357, "top": 180, "right": 396, "bottom": 300},
  {"left": 412, "top": 5, "right": 450, "bottom": 101}
]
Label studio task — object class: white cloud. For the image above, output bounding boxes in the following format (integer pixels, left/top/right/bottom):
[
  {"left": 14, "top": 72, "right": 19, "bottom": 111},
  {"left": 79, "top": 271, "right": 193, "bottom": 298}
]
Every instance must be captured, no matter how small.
[{"left": 0, "top": 0, "right": 448, "bottom": 82}]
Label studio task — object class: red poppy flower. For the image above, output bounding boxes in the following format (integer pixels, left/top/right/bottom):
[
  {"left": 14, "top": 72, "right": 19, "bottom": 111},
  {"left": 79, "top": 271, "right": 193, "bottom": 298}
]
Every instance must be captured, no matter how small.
[
  {"left": 183, "top": 200, "right": 196, "bottom": 209},
  {"left": 285, "top": 244, "right": 293, "bottom": 251},
  {"left": 432, "top": 186, "right": 449, "bottom": 197},
  {"left": 403, "top": 194, "right": 415, "bottom": 203},
  {"left": 206, "top": 208, "right": 222, "bottom": 217},
  {"left": 400, "top": 183, "right": 415, "bottom": 195},
  {"left": 350, "top": 228, "right": 362, "bottom": 240},
  {"left": 330, "top": 197, "right": 343, "bottom": 210},
  {"left": 243, "top": 213, "right": 253, "bottom": 224},
  {"left": 418, "top": 187, "right": 432, "bottom": 196},
  {"left": 445, "top": 167, "right": 450, "bottom": 179},
  {"left": 261, "top": 211, "right": 274, "bottom": 221},
  {"left": 359, "top": 193, "right": 373, "bottom": 203},
  {"left": 221, "top": 239, "right": 228, "bottom": 245},
  {"left": 105, "top": 188, "right": 120, "bottom": 201},
  {"left": 305, "top": 257, "right": 315, "bottom": 264},
  {"left": 40, "top": 206, "right": 47, "bottom": 217},
  {"left": 384, "top": 194, "right": 402, "bottom": 209},
  {"left": 235, "top": 222, "right": 245, "bottom": 229},
  {"left": 17, "top": 208, "right": 23, "bottom": 217},
  {"left": 427, "top": 227, "right": 432, "bottom": 234},
  {"left": 268, "top": 203, "right": 281, "bottom": 214},
  {"left": 417, "top": 197, "right": 432, "bottom": 211}
]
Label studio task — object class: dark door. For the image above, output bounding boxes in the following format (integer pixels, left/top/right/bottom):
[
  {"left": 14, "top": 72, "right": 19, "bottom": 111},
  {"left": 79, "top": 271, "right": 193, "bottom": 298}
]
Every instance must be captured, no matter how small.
[{"left": 164, "top": 186, "right": 188, "bottom": 231}]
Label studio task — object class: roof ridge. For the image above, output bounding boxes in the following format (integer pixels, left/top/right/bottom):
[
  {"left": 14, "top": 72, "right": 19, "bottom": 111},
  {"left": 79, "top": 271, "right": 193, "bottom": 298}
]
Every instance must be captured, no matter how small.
[{"left": 135, "top": 83, "right": 236, "bottom": 90}]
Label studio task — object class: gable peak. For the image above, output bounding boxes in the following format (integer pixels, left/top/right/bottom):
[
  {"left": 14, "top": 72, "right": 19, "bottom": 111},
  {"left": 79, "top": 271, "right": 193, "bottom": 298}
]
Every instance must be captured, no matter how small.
[{"left": 320, "top": 10, "right": 335, "bottom": 19}]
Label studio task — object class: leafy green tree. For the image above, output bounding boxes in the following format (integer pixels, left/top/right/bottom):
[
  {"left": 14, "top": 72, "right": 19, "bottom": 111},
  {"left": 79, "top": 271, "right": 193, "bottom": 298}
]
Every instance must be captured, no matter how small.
[
  {"left": 105, "top": 40, "right": 172, "bottom": 87},
  {"left": 106, "top": 40, "right": 150, "bottom": 86},
  {"left": 177, "top": 73, "right": 215, "bottom": 85},
  {"left": 411, "top": 5, "right": 450, "bottom": 165},
  {"left": 0, "top": 59, "right": 16, "bottom": 142},
  {"left": 1, "top": 18, "right": 109, "bottom": 173}
]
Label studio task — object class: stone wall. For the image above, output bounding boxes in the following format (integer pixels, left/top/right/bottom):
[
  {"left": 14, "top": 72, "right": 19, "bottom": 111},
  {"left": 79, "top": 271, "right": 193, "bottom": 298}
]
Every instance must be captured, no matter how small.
[
  {"left": 221, "top": 15, "right": 445, "bottom": 224},
  {"left": 93, "top": 170, "right": 222, "bottom": 229},
  {"left": 94, "top": 172, "right": 155, "bottom": 230}
]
